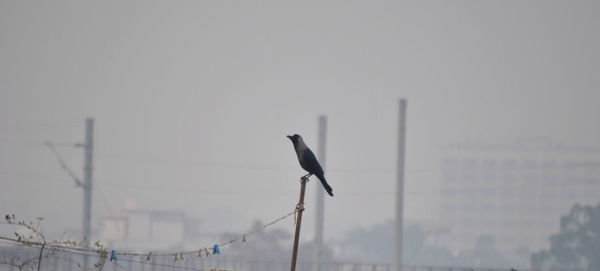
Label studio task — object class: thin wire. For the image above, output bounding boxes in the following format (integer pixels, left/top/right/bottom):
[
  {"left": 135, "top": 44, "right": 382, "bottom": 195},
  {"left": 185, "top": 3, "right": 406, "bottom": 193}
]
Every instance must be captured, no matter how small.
[
  {"left": 217, "top": 210, "right": 296, "bottom": 248},
  {"left": 0, "top": 244, "right": 491, "bottom": 271},
  {"left": 95, "top": 152, "right": 441, "bottom": 174},
  {"left": 109, "top": 255, "right": 202, "bottom": 271},
  {"left": 0, "top": 243, "right": 202, "bottom": 271},
  {"left": 0, "top": 209, "right": 296, "bottom": 258},
  {"left": 94, "top": 180, "right": 114, "bottom": 215},
  {"left": 44, "top": 141, "right": 83, "bottom": 187},
  {"left": 0, "top": 121, "right": 82, "bottom": 133}
]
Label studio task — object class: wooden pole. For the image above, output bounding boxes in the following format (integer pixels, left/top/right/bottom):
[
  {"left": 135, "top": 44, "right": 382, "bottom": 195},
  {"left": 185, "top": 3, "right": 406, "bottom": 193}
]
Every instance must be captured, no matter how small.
[{"left": 290, "top": 176, "right": 309, "bottom": 271}]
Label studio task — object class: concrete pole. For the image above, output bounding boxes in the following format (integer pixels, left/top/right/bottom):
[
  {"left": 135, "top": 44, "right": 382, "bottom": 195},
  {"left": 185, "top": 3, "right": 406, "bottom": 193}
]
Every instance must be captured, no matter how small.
[
  {"left": 395, "top": 99, "right": 407, "bottom": 271},
  {"left": 314, "top": 115, "right": 327, "bottom": 271},
  {"left": 82, "top": 117, "right": 94, "bottom": 269}
]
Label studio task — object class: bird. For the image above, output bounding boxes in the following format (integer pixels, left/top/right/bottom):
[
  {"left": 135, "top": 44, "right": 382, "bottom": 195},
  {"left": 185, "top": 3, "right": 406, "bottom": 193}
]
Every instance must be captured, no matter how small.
[{"left": 287, "top": 134, "right": 334, "bottom": 197}]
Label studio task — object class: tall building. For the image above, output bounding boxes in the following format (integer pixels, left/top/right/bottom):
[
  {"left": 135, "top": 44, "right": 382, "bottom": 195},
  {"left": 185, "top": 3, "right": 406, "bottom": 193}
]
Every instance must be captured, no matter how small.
[{"left": 438, "top": 138, "right": 600, "bottom": 254}]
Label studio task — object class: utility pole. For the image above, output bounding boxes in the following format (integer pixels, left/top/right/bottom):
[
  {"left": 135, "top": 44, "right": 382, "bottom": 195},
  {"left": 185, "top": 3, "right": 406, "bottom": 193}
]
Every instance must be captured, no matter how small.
[
  {"left": 395, "top": 99, "right": 407, "bottom": 271},
  {"left": 314, "top": 115, "right": 327, "bottom": 271},
  {"left": 44, "top": 117, "right": 95, "bottom": 270},
  {"left": 81, "top": 117, "right": 94, "bottom": 269}
]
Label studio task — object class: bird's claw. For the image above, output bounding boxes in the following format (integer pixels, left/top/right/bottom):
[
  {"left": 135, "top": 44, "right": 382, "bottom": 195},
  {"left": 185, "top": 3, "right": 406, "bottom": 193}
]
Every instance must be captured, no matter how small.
[{"left": 300, "top": 174, "right": 312, "bottom": 183}]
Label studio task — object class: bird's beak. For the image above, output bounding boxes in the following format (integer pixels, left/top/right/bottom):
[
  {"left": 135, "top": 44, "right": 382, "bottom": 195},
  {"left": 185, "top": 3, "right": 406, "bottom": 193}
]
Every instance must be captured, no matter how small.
[{"left": 286, "top": 135, "right": 293, "bottom": 141}]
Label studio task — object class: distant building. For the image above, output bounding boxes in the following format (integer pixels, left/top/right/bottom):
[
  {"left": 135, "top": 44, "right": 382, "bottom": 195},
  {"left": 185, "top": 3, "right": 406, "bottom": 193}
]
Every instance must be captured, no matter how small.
[
  {"left": 438, "top": 137, "right": 600, "bottom": 254},
  {"left": 99, "top": 209, "right": 188, "bottom": 250}
]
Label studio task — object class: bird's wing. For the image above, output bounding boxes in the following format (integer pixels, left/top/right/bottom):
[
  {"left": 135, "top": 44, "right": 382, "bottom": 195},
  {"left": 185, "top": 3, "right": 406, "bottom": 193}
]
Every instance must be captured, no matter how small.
[
  {"left": 302, "top": 148, "right": 324, "bottom": 176},
  {"left": 303, "top": 148, "right": 333, "bottom": 196}
]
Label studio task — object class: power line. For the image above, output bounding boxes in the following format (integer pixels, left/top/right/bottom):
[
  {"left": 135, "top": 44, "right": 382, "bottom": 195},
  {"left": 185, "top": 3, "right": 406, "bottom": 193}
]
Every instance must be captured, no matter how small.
[
  {"left": 0, "top": 121, "right": 82, "bottom": 133},
  {"left": 43, "top": 141, "right": 83, "bottom": 187},
  {"left": 94, "top": 180, "right": 114, "bottom": 215},
  {"left": 95, "top": 151, "right": 441, "bottom": 174}
]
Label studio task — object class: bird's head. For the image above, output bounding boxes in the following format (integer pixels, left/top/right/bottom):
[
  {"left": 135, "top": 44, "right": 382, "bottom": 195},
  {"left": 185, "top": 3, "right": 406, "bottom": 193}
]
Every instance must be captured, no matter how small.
[{"left": 286, "top": 134, "right": 301, "bottom": 145}]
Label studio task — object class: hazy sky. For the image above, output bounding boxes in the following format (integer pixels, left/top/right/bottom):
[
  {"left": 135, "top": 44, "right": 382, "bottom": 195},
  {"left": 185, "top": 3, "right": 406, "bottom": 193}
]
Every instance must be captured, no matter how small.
[{"left": 1, "top": 1, "right": 599, "bottom": 243}]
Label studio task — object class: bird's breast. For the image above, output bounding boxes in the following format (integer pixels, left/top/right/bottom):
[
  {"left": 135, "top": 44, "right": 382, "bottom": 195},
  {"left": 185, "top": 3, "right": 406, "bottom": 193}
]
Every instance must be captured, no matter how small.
[{"left": 295, "top": 146, "right": 305, "bottom": 164}]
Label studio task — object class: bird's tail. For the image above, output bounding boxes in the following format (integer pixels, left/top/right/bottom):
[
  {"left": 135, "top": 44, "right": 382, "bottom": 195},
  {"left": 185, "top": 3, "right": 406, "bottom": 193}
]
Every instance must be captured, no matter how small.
[{"left": 316, "top": 174, "right": 334, "bottom": 197}]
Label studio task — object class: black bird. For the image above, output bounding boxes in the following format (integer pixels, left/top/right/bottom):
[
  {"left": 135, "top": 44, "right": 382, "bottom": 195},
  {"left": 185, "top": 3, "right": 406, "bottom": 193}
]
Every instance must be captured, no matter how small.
[{"left": 287, "top": 134, "right": 334, "bottom": 197}]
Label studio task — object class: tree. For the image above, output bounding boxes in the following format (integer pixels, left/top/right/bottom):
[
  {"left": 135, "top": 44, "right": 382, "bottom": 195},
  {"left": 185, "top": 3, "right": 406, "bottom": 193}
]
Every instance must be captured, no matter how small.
[
  {"left": 457, "top": 234, "right": 508, "bottom": 268},
  {"left": 531, "top": 203, "right": 600, "bottom": 271},
  {"left": 339, "top": 220, "right": 457, "bottom": 266}
]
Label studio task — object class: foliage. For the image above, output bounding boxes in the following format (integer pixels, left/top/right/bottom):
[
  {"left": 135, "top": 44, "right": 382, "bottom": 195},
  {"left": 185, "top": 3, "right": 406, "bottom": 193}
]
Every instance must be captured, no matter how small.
[
  {"left": 340, "top": 220, "right": 514, "bottom": 268},
  {"left": 458, "top": 235, "right": 508, "bottom": 268},
  {"left": 339, "top": 220, "right": 459, "bottom": 266},
  {"left": 0, "top": 214, "right": 108, "bottom": 271},
  {"left": 531, "top": 203, "right": 600, "bottom": 271}
]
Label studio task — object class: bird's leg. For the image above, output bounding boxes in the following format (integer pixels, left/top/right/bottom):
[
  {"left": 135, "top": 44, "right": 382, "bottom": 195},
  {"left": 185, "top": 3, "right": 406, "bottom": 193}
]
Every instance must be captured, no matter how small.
[{"left": 300, "top": 173, "right": 312, "bottom": 183}]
